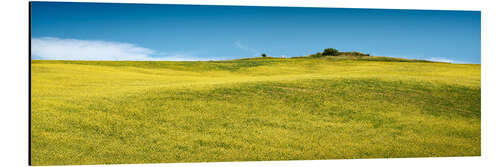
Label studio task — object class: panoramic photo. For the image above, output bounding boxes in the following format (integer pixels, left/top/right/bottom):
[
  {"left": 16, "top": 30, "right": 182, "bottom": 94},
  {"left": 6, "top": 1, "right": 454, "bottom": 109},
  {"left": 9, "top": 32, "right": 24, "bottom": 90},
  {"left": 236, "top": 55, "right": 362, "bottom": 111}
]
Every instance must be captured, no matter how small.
[{"left": 30, "top": 2, "right": 481, "bottom": 166}]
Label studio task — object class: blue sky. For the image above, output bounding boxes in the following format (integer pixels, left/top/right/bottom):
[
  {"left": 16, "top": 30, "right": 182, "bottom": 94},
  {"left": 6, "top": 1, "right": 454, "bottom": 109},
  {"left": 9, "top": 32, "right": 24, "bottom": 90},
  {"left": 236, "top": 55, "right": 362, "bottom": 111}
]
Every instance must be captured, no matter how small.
[{"left": 31, "top": 2, "right": 481, "bottom": 63}]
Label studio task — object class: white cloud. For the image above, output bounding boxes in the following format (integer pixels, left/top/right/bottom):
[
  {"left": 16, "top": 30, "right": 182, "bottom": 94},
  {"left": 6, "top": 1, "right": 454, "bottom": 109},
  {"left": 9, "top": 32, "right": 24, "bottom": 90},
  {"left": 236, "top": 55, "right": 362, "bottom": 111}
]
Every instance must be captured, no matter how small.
[
  {"left": 372, "top": 53, "right": 472, "bottom": 64},
  {"left": 426, "top": 57, "right": 469, "bottom": 64},
  {"left": 31, "top": 37, "right": 206, "bottom": 61}
]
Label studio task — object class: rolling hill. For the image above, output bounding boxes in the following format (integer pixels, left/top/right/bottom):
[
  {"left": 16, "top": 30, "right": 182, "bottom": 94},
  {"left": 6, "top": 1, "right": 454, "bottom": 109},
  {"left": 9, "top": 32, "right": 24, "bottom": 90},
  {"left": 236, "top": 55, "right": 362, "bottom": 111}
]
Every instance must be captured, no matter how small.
[{"left": 30, "top": 56, "right": 481, "bottom": 165}]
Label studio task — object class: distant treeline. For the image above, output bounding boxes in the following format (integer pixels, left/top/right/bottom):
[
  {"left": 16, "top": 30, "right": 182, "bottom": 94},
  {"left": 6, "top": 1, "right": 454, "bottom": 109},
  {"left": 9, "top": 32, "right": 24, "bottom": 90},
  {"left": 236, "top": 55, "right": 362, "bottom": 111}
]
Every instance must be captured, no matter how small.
[{"left": 309, "top": 48, "right": 370, "bottom": 57}]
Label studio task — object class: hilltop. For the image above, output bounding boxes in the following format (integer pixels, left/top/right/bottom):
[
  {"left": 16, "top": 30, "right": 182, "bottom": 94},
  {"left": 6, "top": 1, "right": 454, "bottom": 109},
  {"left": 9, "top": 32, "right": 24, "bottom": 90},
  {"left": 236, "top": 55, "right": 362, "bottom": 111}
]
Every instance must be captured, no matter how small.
[
  {"left": 235, "top": 55, "right": 432, "bottom": 63},
  {"left": 233, "top": 48, "right": 437, "bottom": 63}
]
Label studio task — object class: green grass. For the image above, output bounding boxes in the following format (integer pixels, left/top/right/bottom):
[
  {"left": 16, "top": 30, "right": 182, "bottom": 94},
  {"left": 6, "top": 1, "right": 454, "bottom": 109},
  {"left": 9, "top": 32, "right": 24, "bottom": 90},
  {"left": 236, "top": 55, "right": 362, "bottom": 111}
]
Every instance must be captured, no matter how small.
[{"left": 30, "top": 56, "right": 481, "bottom": 165}]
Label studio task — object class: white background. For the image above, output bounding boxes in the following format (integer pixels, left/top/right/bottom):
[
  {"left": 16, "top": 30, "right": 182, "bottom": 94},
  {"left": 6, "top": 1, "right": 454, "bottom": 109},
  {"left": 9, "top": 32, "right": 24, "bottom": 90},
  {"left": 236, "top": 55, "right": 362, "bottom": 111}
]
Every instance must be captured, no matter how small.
[{"left": 0, "top": 0, "right": 498, "bottom": 166}]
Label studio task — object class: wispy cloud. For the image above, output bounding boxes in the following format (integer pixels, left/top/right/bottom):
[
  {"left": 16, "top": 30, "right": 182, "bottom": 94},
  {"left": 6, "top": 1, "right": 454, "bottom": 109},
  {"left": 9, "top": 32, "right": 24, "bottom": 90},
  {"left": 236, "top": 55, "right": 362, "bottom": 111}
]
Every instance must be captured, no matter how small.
[
  {"left": 426, "top": 57, "right": 469, "bottom": 64},
  {"left": 234, "top": 41, "right": 260, "bottom": 56},
  {"left": 31, "top": 37, "right": 207, "bottom": 61}
]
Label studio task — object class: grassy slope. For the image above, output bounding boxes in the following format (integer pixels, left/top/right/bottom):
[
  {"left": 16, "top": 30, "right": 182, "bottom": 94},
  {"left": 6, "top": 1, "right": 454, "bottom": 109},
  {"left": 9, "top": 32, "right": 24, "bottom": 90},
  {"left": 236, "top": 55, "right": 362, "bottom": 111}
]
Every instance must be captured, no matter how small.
[{"left": 30, "top": 56, "right": 481, "bottom": 165}]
